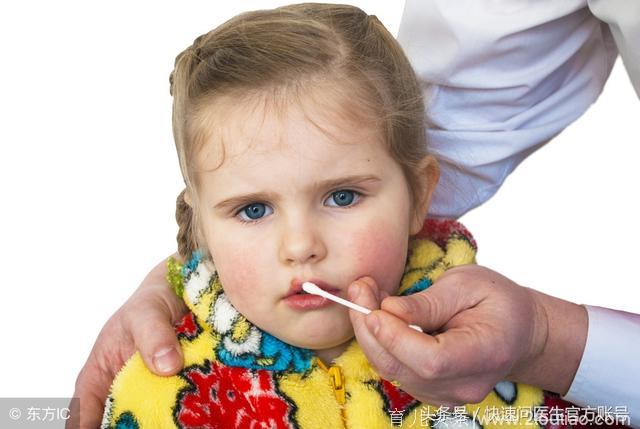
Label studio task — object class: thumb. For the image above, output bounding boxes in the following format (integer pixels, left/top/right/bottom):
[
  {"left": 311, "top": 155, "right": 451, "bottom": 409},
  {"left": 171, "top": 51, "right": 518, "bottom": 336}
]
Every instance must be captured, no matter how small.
[
  {"left": 127, "top": 294, "right": 186, "bottom": 376},
  {"left": 380, "top": 279, "right": 468, "bottom": 333}
]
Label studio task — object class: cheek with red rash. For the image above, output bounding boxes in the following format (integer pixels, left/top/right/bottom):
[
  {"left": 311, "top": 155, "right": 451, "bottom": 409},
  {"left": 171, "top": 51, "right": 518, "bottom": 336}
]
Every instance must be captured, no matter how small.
[
  {"left": 209, "top": 241, "right": 263, "bottom": 302},
  {"left": 342, "top": 220, "right": 409, "bottom": 294}
]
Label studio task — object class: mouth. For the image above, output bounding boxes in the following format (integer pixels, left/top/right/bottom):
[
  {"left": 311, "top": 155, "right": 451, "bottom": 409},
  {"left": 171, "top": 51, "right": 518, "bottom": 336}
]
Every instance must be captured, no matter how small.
[
  {"left": 284, "top": 279, "right": 342, "bottom": 311},
  {"left": 286, "top": 279, "right": 341, "bottom": 298}
]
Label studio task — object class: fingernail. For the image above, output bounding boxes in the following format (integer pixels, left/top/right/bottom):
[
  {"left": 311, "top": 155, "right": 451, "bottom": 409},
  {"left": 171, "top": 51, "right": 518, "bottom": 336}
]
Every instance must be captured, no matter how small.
[
  {"left": 153, "top": 347, "right": 179, "bottom": 373},
  {"left": 366, "top": 314, "right": 380, "bottom": 336},
  {"left": 349, "top": 282, "right": 361, "bottom": 300}
]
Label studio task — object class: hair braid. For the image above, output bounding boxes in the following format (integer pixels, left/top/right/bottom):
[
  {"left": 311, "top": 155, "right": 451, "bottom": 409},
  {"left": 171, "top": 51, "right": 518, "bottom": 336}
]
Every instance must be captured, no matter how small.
[{"left": 175, "top": 189, "right": 197, "bottom": 260}]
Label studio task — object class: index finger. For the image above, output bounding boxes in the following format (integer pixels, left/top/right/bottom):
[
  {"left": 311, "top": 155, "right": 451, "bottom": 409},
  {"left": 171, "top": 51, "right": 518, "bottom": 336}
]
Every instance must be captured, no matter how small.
[
  {"left": 370, "top": 307, "right": 495, "bottom": 380},
  {"left": 67, "top": 361, "right": 114, "bottom": 428}
]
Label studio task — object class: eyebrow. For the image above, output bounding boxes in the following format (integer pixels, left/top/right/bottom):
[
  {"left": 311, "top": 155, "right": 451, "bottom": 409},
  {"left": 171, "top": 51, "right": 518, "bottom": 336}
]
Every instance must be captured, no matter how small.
[{"left": 213, "top": 174, "right": 381, "bottom": 211}]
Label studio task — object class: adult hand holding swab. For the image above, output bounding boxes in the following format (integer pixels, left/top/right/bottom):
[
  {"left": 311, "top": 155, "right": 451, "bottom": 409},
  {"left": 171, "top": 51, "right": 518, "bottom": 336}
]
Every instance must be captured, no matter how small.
[{"left": 302, "top": 282, "right": 423, "bottom": 333}]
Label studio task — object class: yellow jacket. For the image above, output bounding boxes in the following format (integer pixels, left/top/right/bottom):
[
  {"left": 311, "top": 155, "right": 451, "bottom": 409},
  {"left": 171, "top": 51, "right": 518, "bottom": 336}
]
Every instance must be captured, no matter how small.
[{"left": 102, "top": 219, "right": 551, "bottom": 428}]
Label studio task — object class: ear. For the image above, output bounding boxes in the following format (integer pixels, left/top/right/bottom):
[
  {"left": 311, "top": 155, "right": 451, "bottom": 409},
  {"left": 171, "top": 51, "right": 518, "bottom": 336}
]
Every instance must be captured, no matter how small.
[{"left": 410, "top": 155, "right": 439, "bottom": 235}]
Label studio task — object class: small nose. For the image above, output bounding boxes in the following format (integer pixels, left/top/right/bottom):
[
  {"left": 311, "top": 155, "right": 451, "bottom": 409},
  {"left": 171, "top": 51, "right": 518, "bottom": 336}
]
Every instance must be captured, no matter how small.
[{"left": 278, "top": 216, "right": 327, "bottom": 266}]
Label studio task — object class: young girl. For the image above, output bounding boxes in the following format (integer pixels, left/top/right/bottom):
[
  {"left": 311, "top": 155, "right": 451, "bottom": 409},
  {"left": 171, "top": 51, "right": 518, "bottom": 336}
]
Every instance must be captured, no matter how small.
[{"left": 101, "top": 4, "right": 589, "bottom": 428}]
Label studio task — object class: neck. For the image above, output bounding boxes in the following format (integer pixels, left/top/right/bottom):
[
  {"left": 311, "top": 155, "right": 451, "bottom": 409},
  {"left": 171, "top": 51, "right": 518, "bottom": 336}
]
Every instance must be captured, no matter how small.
[{"left": 315, "top": 340, "right": 352, "bottom": 365}]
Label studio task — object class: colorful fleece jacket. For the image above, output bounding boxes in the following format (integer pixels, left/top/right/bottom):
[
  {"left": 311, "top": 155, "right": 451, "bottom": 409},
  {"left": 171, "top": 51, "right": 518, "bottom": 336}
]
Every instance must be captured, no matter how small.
[{"left": 101, "top": 219, "right": 620, "bottom": 429}]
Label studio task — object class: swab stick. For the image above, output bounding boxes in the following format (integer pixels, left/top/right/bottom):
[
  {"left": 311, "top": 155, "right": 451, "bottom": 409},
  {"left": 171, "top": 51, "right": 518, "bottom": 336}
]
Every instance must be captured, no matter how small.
[{"left": 302, "top": 282, "right": 423, "bottom": 332}]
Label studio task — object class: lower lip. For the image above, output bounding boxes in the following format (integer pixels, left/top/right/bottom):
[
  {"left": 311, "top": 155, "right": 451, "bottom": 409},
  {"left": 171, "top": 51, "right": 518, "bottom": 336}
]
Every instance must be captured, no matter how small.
[{"left": 284, "top": 292, "right": 339, "bottom": 310}]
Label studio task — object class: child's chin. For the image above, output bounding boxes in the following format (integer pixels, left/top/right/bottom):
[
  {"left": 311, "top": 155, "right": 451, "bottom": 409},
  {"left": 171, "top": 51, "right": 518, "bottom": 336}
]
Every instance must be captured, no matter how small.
[
  {"left": 283, "top": 332, "right": 356, "bottom": 351},
  {"left": 265, "top": 317, "right": 355, "bottom": 349}
]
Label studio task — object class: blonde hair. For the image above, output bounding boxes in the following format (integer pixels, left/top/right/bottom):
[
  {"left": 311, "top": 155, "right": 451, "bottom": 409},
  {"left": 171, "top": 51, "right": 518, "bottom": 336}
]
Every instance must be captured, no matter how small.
[{"left": 170, "top": 3, "right": 429, "bottom": 259}]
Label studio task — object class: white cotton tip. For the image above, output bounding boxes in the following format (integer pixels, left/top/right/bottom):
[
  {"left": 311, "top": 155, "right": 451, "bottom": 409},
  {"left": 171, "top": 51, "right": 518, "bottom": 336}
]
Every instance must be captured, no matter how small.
[{"left": 302, "top": 282, "right": 324, "bottom": 296}]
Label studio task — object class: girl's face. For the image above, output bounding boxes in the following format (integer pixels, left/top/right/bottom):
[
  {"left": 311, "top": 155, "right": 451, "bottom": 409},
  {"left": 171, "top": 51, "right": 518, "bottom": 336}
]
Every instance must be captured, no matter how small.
[{"left": 189, "top": 91, "right": 433, "bottom": 362}]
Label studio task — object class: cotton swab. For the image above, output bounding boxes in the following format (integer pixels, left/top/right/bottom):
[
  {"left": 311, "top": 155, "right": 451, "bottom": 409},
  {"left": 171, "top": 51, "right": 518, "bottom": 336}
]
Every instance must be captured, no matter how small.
[{"left": 301, "top": 282, "right": 423, "bottom": 332}]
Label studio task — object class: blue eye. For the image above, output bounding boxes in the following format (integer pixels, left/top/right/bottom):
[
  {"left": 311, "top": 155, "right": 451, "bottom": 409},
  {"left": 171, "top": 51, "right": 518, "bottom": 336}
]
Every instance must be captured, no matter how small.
[
  {"left": 326, "top": 190, "right": 359, "bottom": 207},
  {"left": 238, "top": 203, "right": 272, "bottom": 222}
]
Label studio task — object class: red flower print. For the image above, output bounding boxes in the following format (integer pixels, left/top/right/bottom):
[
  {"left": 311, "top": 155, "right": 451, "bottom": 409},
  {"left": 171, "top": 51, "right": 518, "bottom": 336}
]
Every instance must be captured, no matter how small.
[
  {"left": 379, "top": 379, "right": 420, "bottom": 421},
  {"left": 175, "top": 360, "right": 296, "bottom": 428},
  {"left": 419, "top": 219, "right": 477, "bottom": 249},
  {"left": 174, "top": 312, "right": 202, "bottom": 341}
]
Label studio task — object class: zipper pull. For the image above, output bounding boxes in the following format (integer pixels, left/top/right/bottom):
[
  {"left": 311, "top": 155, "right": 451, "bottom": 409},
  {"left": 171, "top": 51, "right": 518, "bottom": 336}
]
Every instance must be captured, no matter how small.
[{"left": 328, "top": 365, "right": 346, "bottom": 405}]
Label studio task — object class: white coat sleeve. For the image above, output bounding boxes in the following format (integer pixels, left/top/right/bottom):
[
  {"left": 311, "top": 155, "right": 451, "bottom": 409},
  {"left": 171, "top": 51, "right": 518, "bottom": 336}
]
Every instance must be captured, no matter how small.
[
  {"left": 397, "top": 0, "right": 617, "bottom": 219},
  {"left": 563, "top": 306, "right": 640, "bottom": 427},
  {"left": 589, "top": 0, "right": 640, "bottom": 98}
]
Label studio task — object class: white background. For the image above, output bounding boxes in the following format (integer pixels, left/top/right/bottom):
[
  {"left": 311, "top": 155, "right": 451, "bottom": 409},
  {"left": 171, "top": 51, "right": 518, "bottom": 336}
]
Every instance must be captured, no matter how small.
[{"left": 1, "top": 1, "right": 638, "bottom": 398}]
